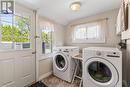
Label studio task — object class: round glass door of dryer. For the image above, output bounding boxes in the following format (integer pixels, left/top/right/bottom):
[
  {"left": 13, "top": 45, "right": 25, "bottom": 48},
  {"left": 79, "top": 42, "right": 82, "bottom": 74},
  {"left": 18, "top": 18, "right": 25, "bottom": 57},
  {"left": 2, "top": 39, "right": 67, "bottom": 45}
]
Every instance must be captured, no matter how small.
[
  {"left": 85, "top": 58, "right": 119, "bottom": 87},
  {"left": 54, "top": 53, "right": 68, "bottom": 71},
  {"left": 88, "top": 61, "right": 112, "bottom": 83}
]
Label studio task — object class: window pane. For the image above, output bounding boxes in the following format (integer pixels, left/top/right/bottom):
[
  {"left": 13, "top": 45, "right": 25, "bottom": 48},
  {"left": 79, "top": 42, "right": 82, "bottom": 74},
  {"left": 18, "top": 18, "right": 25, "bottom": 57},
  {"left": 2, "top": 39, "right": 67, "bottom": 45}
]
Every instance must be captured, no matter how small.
[
  {"left": 0, "top": 14, "right": 32, "bottom": 50},
  {"left": 0, "top": 14, "right": 13, "bottom": 50},
  {"left": 0, "top": 14, "right": 13, "bottom": 22},
  {"left": 1, "top": 15, "right": 13, "bottom": 42},
  {"left": 14, "top": 15, "right": 30, "bottom": 42},
  {"left": 87, "top": 25, "right": 99, "bottom": 39},
  {"left": 41, "top": 26, "right": 52, "bottom": 54},
  {"left": 0, "top": 42, "right": 13, "bottom": 50},
  {"left": 22, "top": 43, "right": 30, "bottom": 49},
  {"left": 73, "top": 21, "right": 106, "bottom": 43},
  {"left": 75, "top": 27, "right": 86, "bottom": 39},
  {"left": 1, "top": 25, "right": 12, "bottom": 42},
  {"left": 13, "top": 15, "right": 31, "bottom": 49}
]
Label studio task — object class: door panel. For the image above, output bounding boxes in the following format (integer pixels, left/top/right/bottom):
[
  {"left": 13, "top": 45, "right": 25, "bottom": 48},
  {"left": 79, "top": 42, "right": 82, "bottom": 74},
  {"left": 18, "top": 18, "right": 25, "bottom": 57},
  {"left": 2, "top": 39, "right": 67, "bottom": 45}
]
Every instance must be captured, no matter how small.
[
  {"left": 14, "top": 54, "right": 35, "bottom": 87},
  {"left": 22, "top": 56, "right": 35, "bottom": 86},
  {"left": 0, "top": 59, "right": 15, "bottom": 87},
  {"left": 1, "top": 82, "right": 15, "bottom": 87},
  {"left": 22, "top": 56, "right": 34, "bottom": 77}
]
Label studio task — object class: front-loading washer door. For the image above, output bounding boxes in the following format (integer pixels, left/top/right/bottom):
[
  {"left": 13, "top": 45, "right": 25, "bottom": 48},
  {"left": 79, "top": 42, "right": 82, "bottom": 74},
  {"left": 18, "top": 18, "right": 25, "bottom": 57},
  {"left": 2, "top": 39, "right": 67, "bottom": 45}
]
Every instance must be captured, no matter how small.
[
  {"left": 54, "top": 52, "right": 68, "bottom": 72},
  {"left": 85, "top": 57, "right": 119, "bottom": 87}
]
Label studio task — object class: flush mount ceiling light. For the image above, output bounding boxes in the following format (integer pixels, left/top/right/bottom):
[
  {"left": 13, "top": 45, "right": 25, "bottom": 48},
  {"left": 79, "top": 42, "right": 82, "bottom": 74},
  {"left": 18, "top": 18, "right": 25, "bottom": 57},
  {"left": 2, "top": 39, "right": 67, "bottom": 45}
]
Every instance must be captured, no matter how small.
[{"left": 70, "top": 2, "right": 81, "bottom": 11}]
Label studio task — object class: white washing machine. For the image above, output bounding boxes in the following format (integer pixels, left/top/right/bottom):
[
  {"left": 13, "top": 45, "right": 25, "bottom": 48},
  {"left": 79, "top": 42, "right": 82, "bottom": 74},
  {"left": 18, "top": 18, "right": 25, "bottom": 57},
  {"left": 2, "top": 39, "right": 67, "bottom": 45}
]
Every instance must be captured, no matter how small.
[
  {"left": 53, "top": 46, "right": 79, "bottom": 82},
  {"left": 83, "top": 47, "right": 122, "bottom": 87}
]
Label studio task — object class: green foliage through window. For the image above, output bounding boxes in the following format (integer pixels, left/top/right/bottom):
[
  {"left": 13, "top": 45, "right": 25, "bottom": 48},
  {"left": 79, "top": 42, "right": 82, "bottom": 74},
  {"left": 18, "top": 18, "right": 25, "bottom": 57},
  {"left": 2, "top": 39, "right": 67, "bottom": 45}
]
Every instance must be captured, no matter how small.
[
  {"left": 1, "top": 15, "right": 30, "bottom": 42},
  {"left": 41, "top": 26, "right": 53, "bottom": 54},
  {"left": 41, "top": 32, "right": 51, "bottom": 44}
]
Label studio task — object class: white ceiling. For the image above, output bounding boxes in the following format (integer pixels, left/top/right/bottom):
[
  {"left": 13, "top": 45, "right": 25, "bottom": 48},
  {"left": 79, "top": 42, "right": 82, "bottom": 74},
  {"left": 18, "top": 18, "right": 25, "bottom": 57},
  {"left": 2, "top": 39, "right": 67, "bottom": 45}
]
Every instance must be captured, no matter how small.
[{"left": 16, "top": 0, "right": 121, "bottom": 25}]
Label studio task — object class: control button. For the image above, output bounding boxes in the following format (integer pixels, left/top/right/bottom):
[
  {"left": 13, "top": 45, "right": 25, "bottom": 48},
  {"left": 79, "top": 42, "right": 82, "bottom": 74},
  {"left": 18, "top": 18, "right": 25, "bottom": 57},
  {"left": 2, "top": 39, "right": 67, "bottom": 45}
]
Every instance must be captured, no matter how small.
[
  {"left": 113, "top": 52, "right": 116, "bottom": 54},
  {"left": 96, "top": 51, "right": 101, "bottom": 56}
]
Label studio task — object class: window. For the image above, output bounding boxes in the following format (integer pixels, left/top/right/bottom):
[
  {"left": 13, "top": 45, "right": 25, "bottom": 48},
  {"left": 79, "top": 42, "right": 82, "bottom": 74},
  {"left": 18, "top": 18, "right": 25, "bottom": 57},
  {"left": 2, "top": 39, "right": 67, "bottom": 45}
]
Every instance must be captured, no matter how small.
[
  {"left": 0, "top": 14, "right": 31, "bottom": 50},
  {"left": 41, "top": 24, "right": 53, "bottom": 54},
  {"left": 73, "top": 19, "right": 107, "bottom": 43}
]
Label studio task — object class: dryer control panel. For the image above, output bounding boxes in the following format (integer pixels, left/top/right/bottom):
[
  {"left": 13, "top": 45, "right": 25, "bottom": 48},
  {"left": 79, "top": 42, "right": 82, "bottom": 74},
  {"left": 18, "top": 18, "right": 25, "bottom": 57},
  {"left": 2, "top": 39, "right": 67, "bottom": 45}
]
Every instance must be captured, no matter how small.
[
  {"left": 106, "top": 52, "right": 120, "bottom": 58},
  {"left": 95, "top": 51, "right": 121, "bottom": 58}
]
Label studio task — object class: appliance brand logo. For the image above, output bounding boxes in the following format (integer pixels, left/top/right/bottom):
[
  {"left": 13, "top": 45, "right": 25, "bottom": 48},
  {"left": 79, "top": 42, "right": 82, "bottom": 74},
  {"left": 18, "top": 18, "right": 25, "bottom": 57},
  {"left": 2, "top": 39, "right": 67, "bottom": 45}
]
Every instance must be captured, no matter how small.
[{"left": 0, "top": 0, "right": 14, "bottom": 14}]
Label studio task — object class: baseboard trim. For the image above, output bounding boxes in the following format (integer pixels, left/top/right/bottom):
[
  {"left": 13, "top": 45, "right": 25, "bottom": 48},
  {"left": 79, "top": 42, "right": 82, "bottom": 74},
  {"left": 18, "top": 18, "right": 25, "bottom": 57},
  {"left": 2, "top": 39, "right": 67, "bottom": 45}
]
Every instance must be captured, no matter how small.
[{"left": 39, "top": 71, "right": 52, "bottom": 81}]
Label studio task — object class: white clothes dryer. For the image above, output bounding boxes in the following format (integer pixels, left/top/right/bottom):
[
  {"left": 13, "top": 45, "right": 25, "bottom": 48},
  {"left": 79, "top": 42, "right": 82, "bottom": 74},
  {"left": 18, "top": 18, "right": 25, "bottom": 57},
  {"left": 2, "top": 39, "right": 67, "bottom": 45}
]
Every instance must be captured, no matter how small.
[{"left": 83, "top": 47, "right": 122, "bottom": 87}]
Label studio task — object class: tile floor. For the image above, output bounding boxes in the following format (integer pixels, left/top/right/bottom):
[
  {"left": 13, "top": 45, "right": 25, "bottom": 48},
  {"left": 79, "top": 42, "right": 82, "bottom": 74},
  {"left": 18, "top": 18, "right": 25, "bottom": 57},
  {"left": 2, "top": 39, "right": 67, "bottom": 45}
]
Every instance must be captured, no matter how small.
[{"left": 42, "top": 75, "right": 80, "bottom": 87}]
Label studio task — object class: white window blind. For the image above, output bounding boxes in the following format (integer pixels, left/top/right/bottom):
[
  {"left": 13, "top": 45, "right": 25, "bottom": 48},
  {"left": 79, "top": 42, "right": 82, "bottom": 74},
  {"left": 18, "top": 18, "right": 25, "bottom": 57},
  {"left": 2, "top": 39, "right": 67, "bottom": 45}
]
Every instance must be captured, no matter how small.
[{"left": 73, "top": 19, "right": 107, "bottom": 43}]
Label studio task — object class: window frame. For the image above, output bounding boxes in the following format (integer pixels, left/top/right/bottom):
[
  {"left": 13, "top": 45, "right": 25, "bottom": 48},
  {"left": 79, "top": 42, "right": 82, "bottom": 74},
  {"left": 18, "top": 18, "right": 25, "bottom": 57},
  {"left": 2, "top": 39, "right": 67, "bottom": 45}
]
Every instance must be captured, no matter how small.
[
  {"left": 72, "top": 21, "right": 106, "bottom": 44},
  {"left": 40, "top": 23, "right": 54, "bottom": 56}
]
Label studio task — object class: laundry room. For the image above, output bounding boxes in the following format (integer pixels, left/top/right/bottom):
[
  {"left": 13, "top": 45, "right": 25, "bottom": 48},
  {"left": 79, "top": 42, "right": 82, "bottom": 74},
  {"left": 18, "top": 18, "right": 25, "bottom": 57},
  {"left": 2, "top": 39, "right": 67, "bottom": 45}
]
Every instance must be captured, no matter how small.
[{"left": 0, "top": 0, "right": 129, "bottom": 87}]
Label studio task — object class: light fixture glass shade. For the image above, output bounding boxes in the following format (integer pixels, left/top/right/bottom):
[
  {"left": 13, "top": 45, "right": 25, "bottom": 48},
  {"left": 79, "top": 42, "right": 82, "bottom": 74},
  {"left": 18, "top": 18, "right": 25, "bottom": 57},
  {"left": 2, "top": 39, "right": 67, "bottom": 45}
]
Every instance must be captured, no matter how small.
[{"left": 70, "top": 2, "right": 81, "bottom": 11}]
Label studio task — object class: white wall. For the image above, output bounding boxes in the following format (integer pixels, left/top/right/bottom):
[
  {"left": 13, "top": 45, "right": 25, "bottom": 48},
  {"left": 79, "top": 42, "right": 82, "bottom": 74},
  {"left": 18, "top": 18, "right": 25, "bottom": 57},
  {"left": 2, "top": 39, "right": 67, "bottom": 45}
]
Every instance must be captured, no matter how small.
[
  {"left": 38, "top": 16, "right": 65, "bottom": 80},
  {"left": 64, "top": 9, "right": 121, "bottom": 49}
]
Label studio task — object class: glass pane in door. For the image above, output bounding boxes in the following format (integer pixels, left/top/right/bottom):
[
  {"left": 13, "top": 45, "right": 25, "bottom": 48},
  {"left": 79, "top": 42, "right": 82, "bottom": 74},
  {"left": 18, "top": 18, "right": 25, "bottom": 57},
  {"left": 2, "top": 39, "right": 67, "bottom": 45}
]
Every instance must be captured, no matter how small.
[{"left": 88, "top": 61, "right": 112, "bottom": 83}]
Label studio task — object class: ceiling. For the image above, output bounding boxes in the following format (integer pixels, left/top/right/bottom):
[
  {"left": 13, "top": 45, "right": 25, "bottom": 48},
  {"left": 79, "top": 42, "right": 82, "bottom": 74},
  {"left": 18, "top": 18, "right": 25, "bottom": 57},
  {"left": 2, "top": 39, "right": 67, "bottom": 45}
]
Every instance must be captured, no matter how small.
[{"left": 16, "top": 0, "right": 121, "bottom": 25}]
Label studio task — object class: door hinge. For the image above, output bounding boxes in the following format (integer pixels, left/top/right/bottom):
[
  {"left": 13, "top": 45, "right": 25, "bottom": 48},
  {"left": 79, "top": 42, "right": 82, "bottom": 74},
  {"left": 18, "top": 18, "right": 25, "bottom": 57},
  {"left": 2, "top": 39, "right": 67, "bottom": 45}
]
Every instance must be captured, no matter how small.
[
  {"left": 35, "top": 36, "right": 40, "bottom": 38},
  {"left": 32, "top": 51, "right": 36, "bottom": 54}
]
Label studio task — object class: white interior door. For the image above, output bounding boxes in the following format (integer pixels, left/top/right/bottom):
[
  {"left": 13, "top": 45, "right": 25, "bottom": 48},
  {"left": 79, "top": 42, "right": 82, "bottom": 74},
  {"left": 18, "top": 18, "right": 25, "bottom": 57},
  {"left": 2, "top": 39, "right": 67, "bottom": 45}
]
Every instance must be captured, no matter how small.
[
  {"left": 0, "top": 3, "right": 36, "bottom": 87},
  {"left": 35, "top": 16, "right": 54, "bottom": 81}
]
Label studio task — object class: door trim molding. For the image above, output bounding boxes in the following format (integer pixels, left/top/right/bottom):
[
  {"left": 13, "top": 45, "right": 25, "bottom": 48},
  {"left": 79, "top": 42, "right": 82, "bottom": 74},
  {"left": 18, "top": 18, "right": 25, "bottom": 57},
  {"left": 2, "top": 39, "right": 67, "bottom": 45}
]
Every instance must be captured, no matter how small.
[{"left": 39, "top": 71, "right": 52, "bottom": 81}]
